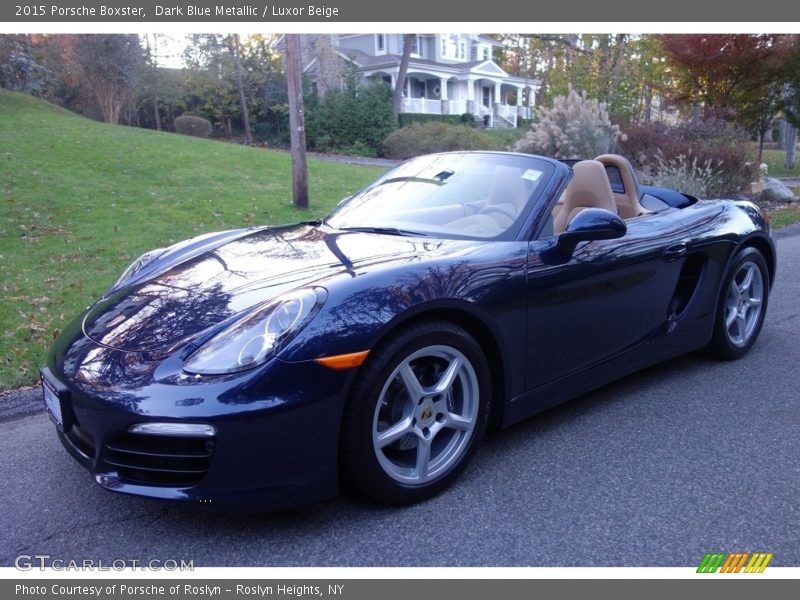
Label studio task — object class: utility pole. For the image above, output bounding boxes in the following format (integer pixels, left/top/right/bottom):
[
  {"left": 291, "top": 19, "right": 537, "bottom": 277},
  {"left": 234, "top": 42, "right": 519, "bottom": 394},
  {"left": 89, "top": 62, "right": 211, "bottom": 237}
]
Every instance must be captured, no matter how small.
[{"left": 285, "top": 34, "right": 309, "bottom": 209}]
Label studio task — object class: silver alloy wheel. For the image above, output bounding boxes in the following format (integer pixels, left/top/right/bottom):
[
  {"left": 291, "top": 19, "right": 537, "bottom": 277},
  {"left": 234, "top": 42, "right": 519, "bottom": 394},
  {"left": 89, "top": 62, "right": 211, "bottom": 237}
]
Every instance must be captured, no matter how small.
[
  {"left": 372, "top": 345, "right": 480, "bottom": 485},
  {"left": 724, "top": 260, "right": 764, "bottom": 347}
]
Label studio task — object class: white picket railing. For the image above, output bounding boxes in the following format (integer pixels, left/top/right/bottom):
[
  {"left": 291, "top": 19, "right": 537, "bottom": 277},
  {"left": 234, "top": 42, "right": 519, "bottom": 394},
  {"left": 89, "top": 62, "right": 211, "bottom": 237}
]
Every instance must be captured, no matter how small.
[
  {"left": 400, "top": 98, "right": 526, "bottom": 126},
  {"left": 494, "top": 103, "right": 518, "bottom": 127},
  {"left": 403, "top": 98, "right": 443, "bottom": 114}
]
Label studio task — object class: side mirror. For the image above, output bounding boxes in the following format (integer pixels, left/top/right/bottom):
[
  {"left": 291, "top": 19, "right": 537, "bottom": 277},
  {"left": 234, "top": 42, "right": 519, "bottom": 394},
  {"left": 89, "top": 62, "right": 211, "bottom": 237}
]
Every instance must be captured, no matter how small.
[{"left": 557, "top": 208, "right": 626, "bottom": 255}]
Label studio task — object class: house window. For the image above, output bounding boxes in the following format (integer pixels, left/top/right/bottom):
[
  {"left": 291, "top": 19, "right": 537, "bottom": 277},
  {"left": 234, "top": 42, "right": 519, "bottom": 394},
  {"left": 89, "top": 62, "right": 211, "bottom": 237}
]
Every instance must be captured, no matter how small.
[
  {"left": 441, "top": 36, "right": 447, "bottom": 57},
  {"left": 459, "top": 41, "right": 466, "bottom": 60},
  {"left": 375, "top": 34, "right": 385, "bottom": 54},
  {"left": 412, "top": 35, "right": 423, "bottom": 58},
  {"left": 483, "top": 47, "right": 491, "bottom": 61}
]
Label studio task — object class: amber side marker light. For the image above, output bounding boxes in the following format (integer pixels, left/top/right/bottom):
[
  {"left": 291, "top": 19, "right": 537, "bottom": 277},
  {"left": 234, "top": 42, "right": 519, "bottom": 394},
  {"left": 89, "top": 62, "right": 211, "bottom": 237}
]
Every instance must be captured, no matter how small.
[{"left": 315, "top": 350, "right": 370, "bottom": 370}]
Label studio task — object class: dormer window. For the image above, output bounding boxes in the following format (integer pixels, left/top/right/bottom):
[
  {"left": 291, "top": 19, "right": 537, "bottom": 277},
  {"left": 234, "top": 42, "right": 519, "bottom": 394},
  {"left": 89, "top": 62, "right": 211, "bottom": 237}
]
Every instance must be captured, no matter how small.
[
  {"left": 483, "top": 47, "right": 490, "bottom": 61},
  {"left": 376, "top": 34, "right": 386, "bottom": 54}
]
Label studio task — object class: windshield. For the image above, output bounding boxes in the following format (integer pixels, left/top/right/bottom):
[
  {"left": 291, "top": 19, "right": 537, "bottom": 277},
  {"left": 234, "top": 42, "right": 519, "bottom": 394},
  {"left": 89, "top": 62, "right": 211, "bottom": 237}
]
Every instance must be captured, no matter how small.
[{"left": 327, "top": 153, "right": 555, "bottom": 240}]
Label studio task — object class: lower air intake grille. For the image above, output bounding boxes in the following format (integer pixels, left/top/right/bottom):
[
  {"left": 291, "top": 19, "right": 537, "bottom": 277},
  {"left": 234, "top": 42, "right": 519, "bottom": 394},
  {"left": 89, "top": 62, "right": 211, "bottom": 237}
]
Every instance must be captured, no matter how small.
[
  {"left": 65, "top": 425, "right": 96, "bottom": 459},
  {"left": 102, "top": 433, "right": 215, "bottom": 487}
]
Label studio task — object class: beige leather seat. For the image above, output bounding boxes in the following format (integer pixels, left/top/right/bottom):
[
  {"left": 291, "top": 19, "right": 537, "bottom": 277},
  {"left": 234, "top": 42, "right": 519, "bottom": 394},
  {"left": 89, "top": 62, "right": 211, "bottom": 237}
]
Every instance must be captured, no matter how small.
[
  {"left": 478, "top": 165, "right": 529, "bottom": 229},
  {"left": 445, "top": 165, "right": 529, "bottom": 237},
  {"left": 553, "top": 160, "right": 617, "bottom": 234},
  {"left": 594, "top": 154, "right": 649, "bottom": 219}
]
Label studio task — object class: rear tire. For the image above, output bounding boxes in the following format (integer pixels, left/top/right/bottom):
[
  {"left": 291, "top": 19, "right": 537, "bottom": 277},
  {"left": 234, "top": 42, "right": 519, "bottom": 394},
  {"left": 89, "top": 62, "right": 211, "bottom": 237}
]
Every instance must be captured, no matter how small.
[
  {"left": 706, "top": 246, "right": 769, "bottom": 360},
  {"left": 341, "top": 320, "right": 491, "bottom": 505}
]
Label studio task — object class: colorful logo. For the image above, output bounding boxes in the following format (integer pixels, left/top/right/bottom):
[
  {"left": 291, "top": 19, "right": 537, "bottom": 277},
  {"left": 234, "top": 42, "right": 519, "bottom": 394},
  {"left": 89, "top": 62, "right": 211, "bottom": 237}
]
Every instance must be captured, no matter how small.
[{"left": 697, "top": 552, "right": 773, "bottom": 573}]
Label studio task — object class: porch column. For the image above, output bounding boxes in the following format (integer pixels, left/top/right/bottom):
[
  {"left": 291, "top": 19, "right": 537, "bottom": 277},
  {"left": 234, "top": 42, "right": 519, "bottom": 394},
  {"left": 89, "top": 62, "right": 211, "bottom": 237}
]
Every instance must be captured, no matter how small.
[
  {"left": 439, "top": 77, "right": 448, "bottom": 100},
  {"left": 466, "top": 78, "right": 475, "bottom": 101},
  {"left": 494, "top": 82, "right": 501, "bottom": 105},
  {"left": 527, "top": 85, "right": 535, "bottom": 108}
]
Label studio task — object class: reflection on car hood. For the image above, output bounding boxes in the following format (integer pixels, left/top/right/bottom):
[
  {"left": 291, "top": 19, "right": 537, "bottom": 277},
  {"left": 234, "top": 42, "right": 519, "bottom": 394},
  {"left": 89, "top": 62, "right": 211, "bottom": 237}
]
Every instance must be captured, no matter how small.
[{"left": 82, "top": 224, "right": 430, "bottom": 352}]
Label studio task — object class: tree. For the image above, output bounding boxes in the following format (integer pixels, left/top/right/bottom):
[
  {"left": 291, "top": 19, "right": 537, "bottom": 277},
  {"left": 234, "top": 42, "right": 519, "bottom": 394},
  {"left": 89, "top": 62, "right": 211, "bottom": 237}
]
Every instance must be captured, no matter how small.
[
  {"left": 392, "top": 34, "right": 415, "bottom": 124},
  {"left": 227, "top": 34, "right": 253, "bottom": 144},
  {"left": 71, "top": 34, "right": 143, "bottom": 124},
  {"left": 183, "top": 34, "right": 257, "bottom": 141},
  {"left": 0, "top": 34, "right": 50, "bottom": 95},
  {"left": 782, "top": 45, "right": 800, "bottom": 170},
  {"left": 141, "top": 34, "right": 163, "bottom": 130},
  {"left": 741, "top": 79, "right": 784, "bottom": 162},
  {"left": 660, "top": 34, "right": 796, "bottom": 161},
  {"left": 497, "top": 34, "right": 670, "bottom": 123},
  {"left": 285, "top": 34, "right": 308, "bottom": 209}
]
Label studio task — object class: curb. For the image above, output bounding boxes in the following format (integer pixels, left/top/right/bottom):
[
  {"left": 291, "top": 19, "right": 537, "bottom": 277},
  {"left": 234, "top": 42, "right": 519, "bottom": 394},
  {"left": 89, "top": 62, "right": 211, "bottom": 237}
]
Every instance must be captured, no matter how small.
[
  {"left": 306, "top": 151, "right": 399, "bottom": 168},
  {"left": 774, "top": 221, "right": 800, "bottom": 239},
  {"left": 0, "top": 387, "right": 44, "bottom": 424}
]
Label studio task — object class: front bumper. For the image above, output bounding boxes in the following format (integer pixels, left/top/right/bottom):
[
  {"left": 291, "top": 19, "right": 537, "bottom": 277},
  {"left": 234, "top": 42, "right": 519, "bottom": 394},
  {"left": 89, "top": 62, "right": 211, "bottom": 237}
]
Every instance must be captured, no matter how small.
[{"left": 43, "top": 340, "right": 355, "bottom": 512}]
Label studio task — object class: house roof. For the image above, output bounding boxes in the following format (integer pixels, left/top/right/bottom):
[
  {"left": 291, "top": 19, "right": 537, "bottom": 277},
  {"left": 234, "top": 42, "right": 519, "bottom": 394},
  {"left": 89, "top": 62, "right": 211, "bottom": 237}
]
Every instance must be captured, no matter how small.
[
  {"left": 336, "top": 50, "right": 541, "bottom": 86},
  {"left": 476, "top": 35, "right": 504, "bottom": 47},
  {"left": 275, "top": 34, "right": 541, "bottom": 87}
]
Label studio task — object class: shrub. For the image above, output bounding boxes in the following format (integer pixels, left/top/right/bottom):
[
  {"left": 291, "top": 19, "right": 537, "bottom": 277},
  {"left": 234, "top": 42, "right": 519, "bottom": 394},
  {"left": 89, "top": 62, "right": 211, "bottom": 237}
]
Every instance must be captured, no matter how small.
[
  {"left": 252, "top": 120, "right": 290, "bottom": 148},
  {"left": 513, "top": 86, "right": 623, "bottom": 159},
  {"left": 649, "top": 151, "right": 723, "bottom": 198},
  {"left": 620, "top": 118, "right": 755, "bottom": 197},
  {"left": 251, "top": 121, "right": 272, "bottom": 142},
  {"left": 306, "top": 82, "right": 395, "bottom": 156},
  {"left": 174, "top": 114, "right": 212, "bottom": 138},
  {"left": 342, "top": 140, "right": 377, "bottom": 158},
  {"left": 398, "top": 113, "right": 464, "bottom": 127},
  {"left": 382, "top": 122, "right": 494, "bottom": 159}
]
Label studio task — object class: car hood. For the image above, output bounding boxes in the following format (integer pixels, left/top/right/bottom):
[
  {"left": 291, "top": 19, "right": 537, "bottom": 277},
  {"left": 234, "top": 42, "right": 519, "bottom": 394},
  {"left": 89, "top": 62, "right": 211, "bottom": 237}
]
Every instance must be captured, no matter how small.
[{"left": 82, "top": 224, "right": 429, "bottom": 353}]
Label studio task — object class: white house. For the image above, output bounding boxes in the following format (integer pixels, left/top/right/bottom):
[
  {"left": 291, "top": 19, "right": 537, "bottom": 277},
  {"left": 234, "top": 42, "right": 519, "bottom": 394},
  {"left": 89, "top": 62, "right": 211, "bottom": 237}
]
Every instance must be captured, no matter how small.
[{"left": 279, "top": 34, "right": 540, "bottom": 128}]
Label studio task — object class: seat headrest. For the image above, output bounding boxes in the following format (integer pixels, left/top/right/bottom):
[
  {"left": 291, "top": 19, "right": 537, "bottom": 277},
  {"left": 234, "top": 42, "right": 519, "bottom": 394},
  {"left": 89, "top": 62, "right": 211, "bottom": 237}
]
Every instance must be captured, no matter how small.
[
  {"left": 566, "top": 160, "right": 617, "bottom": 213},
  {"left": 488, "top": 166, "right": 529, "bottom": 210},
  {"left": 594, "top": 153, "right": 642, "bottom": 200}
]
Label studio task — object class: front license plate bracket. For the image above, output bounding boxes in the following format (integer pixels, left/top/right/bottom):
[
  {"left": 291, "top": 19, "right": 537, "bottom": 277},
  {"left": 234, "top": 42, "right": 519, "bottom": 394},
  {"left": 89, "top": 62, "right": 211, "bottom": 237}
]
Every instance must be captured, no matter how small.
[{"left": 40, "top": 368, "right": 73, "bottom": 433}]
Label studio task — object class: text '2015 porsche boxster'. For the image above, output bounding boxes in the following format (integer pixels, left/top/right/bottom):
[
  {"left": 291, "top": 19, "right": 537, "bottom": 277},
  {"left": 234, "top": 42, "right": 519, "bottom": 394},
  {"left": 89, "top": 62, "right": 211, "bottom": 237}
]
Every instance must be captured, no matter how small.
[{"left": 42, "top": 152, "right": 775, "bottom": 510}]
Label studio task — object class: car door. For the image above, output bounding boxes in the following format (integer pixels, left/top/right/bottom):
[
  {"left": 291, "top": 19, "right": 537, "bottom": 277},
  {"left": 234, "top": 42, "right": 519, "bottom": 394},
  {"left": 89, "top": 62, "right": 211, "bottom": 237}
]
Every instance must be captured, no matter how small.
[{"left": 524, "top": 211, "right": 691, "bottom": 391}]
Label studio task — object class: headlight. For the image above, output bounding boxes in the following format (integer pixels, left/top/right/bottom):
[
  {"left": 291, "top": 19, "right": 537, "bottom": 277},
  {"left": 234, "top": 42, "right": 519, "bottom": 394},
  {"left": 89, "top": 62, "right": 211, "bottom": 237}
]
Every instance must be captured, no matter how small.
[
  {"left": 183, "top": 287, "right": 326, "bottom": 375},
  {"left": 109, "top": 248, "right": 165, "bottom": 293}
]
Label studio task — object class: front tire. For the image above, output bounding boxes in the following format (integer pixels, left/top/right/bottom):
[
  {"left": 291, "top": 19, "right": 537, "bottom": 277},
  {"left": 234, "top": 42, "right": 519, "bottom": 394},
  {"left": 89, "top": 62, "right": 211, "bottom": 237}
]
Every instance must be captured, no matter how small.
[
  {"left": 341, "top": 320, "right": 491, "bottom": 505},
  {"left": 706, "top": 246, "right": 769, "bottom": 360}
]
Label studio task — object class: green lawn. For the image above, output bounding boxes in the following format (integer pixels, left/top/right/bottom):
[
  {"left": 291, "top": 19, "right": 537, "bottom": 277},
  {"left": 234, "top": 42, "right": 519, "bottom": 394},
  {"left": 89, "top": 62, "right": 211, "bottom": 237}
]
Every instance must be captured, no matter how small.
[
  {"left": 0, "top": 90, "right": 383, "bottom": 389},
  {"left": 483, "top": 127, "right": 527, "bottom": 150},
  {"left": 768, "top": 204, "right": 800, "bottom": 229},
  {"left": 760, "top": 148, "right": 800, "bottom": 178}
]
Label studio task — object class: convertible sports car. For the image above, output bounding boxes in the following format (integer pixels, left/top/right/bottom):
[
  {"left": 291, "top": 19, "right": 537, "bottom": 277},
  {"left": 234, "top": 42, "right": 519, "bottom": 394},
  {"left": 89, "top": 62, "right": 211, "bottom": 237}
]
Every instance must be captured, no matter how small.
[{"left": 42, "top": 151, "right": 775, "bottom": 510}]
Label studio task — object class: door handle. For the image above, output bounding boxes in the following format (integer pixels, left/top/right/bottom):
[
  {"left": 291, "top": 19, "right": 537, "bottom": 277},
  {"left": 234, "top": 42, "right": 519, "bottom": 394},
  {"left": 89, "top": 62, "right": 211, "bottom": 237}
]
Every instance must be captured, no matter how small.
[{"left": 663, "top": 242, "right": 689, "bottom": 261}]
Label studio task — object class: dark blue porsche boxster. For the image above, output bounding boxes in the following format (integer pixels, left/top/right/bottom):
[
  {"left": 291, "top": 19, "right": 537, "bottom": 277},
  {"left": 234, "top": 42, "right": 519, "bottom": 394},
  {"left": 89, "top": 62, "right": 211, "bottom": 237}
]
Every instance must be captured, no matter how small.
[{"left": 42, "top": 151, "right": 775, "bottom": 510}]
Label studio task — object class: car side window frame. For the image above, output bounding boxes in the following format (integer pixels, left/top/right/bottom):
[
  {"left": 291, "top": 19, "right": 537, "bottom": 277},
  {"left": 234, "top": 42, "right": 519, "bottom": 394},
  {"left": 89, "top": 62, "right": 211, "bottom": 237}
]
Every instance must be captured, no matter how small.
[{"left": 520, "top": 170, "right": 573, "bottom": 242}]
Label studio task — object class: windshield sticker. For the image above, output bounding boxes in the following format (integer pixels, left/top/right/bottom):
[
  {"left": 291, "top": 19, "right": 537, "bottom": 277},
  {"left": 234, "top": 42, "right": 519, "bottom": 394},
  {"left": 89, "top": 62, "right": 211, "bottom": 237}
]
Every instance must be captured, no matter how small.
[{"left": 521, "top": 169, "right": 543, "bottom": 182}]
